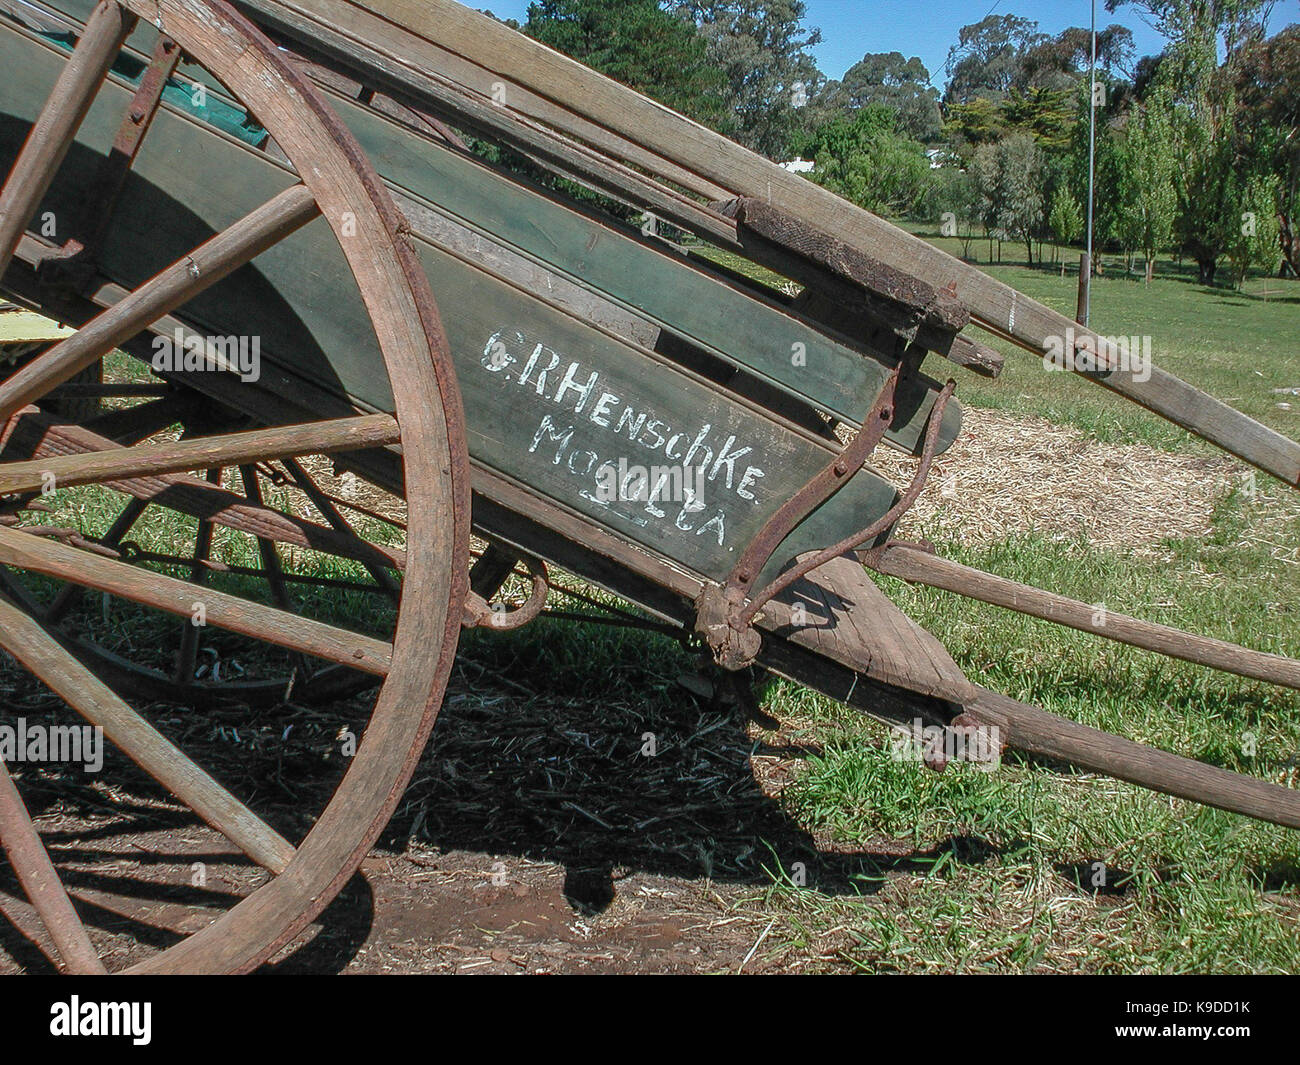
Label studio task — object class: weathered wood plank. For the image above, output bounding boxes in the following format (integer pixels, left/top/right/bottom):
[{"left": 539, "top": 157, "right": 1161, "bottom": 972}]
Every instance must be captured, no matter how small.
[
  {"left": 0, "top": 589, "right": 299, "bottom": 869},
  {"left": 4, "top": 407, "right": 405, "bottom": 570},
  {"left": 342, "top": 0, "right": 1300, "bottom": 486},
  {"left": 0, "top": 22, "right": 905, "bottom": 584},
  {"left": 717, "top": 196, "right": 969, "bottom": 336},
  {"left": 0, "top": 183, "right": 319, "bottom": 421},
  {"left": 0, "top": 414, "right": 400, "bottom": 494},
  {"left": 764, "top": 553, "right": 974, "bottom": 704},
  {"left": 0, "top": 755, "right": 106, "bottom": 973},
  {"left": 865, "top": 542, "right": 1300, "bottom": 691},
  {"left": 222, "top": 0, "right": 986, "bottom": 384},
  {"left": 318, "top": 79, "right": 962, "bottom": 454},
  {"left": 0, "top": 524, "right": 393, "bottom": 675},
  {"left": 0, "top": 0, "right": 133, "bottom": 278}
]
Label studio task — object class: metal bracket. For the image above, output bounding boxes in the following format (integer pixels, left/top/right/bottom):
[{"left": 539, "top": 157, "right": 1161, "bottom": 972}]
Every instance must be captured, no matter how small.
[
  {"left": 462, "top": 553, "right": 550, "bottom": 630},
  {"left": 697, "top": 349, "right": 956, "bottom": 670}
]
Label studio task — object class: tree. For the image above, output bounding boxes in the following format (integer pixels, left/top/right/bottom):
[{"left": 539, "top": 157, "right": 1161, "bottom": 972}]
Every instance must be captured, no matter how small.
[
  {"left": 522, "top": 0, "right": 727, "bottom": 128},
  {"left": 929, "top": 166, "right": 982, "bottom": 260},
  {"left": 944, "top": 22, "right": 1132, "bottom": 160},
  {"left": 1224, "top": 173, "right": 1282, "bottom": 286},
  {"left": 831, "top": 51, "right": 942, "bottom": 142},
  {"left": 1048, "top": 183, "right": 1084, "bottom": 254},
  {"left": 672, "top": 0, "right": 824, "bottom": 157},
  {"left": 1107, "top": 1, "right": 1275, "bottom": 283},
  {"left": 1114, "top": 92, "right": 1179, "bottom": 281},
  {"left": 802, "top": 106, "right": 932, "bottom": 217},
  {"left": 1021, "top": 24, "right": 1137, "bottom": 89},
  {"left": 1234, "top": 27, "right": 1300, "bottom": 275},
  {"left": 944, "top": 14, "right": 1045, "bottom": 105},
  {"left": 974, "top": 132, "right": 1046, "bottom": 263}
]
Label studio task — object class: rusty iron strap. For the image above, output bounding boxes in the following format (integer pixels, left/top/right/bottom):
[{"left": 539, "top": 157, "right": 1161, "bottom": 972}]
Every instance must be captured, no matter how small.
[
  {"left": 46, "top": 34, "right": 182, "bottom": 275},
  {"left": 719, "top": 358, "right": 904, "bottom": 609},
  {"left": 737, "top": 378, "right": 956, "bottom": 628},
  {"left": 462, "top": 553, "right": 550, "bottom": 630}
]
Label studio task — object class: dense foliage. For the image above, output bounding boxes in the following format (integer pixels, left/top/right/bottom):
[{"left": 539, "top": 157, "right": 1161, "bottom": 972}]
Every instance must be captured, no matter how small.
[{"left": 515, "top": 0, "right": 1299, "bottom": 287}]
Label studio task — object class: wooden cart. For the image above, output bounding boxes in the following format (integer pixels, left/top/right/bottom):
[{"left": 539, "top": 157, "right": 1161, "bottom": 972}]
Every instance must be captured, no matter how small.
[{"left": 1, "top": 0, "right": 1297, "bottom": 973}]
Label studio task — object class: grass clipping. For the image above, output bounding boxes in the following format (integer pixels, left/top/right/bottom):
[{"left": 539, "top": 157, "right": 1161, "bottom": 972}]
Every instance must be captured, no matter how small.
[{"left": 872, "top": 407, "right": 1245, "bottom": 554}]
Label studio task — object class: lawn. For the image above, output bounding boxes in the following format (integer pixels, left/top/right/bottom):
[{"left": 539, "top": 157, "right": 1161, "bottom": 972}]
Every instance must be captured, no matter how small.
[{"left": 910, "top": 228, "right": 1300, "bottom": 453}]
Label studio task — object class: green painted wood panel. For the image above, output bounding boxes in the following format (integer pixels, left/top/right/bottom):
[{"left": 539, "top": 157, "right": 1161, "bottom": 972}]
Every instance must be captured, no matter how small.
[
  {"left": 322, "top": 82, "right": 961, "bottom": 457},
  {"left": 0, "top": 22, "right": 901, "bottom": 582}
]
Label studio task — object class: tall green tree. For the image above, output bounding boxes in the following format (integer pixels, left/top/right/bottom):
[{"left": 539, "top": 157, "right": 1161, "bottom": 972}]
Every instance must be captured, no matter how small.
[
  {"left": 1223, "top": 172, "right": 1282, "bottom": 286},
  {"left": 523, "top": 0, "right": 727, "bottom": 128},
  {"left": 829, "top": 51, "right": 942, "bottom": 142},
  {"left": 1234, "top": 27, "right": 1300, "bottom": 275},
  {"left": 1048, "top": 183, "right": 1085, "bottom": 252},
  {"left": 1114, "top": 91, "right": 1180, "bottom": 280},
  {"left": 1107, "top": 1, "right": 1275, "bottom": 283},
  {"left": 672, "top": 0, "right": 824, "bottom": 157},
  {"left": 973, "top": 132, "right": 1046, "bottom": 263},
  {"left": 944, "top": 14, "right": 1045, "bottom": 105},
  {"left": 801, "top": 106, "right": 931, "bottom": 217}
]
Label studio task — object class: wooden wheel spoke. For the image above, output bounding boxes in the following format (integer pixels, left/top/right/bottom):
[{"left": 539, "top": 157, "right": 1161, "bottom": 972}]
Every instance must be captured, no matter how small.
[
  {"left": 7, "top": 408, "right": 405, "bottom": 572},
  {"left": 0, "top": 0, "right": 136, "bottom": 280},
  {"left": 0, "top": 412, "right": 399, "bottom": 496},
  {"left": 238, "top": 465, "right": 316, "bottom": 679},
  {"left": 174, "top": 468, "right": 220, "bottom": 684},
  {"left": 0, "top": 595, "right": 296, "bottom": 874},
  {"left": 0, "top": 524, "right": 393, "bottom": 676},
  {"left": 282, "top": 457, "right": 402, "bottom": 599},
  {"left": 0, "top": 183, "right": 320, "bottom": 421},
  {"left": 0, "top": 757, "right": 107, "bottom": 973},
  {"left": 45, "top": 494, "right": 149, "bottom": 623},
  {"left": 239, "top": 466, "right": 295, "bottom": 611}
]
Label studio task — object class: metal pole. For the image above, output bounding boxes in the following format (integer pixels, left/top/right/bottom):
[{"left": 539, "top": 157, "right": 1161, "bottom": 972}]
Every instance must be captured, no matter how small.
[{"left": 1083, "top": 0, "right": 1097, "bottom": 327}]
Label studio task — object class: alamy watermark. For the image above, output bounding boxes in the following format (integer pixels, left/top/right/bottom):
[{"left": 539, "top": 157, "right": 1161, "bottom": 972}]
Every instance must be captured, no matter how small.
[
  {"left": 890, "top": 717, "right": 1002, "bottom": 771},
  {"left": 151, "top": 327, "right": 261, "bottom": 382},
  {"left": 1043, "top": 327, "right": 1152, "bottom": 384},
  {"left": 0, "top": 719, "right": 103, "bottom": 772},
  {"left": 591, "top": 457, "right": 704, "bottom": 510}
]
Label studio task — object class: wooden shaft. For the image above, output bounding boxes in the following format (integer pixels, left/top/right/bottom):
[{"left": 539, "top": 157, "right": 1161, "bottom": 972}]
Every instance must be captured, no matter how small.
[
  {"left": 865, "top": 543, "right": 1300, "bottom": 690},
  {"left": 0, "top": 412, "right": 400, "bottom": 495},
  {"left": 281, "top": 456, "right": 402, "bottom": 596},
  {"left": 0, "top": 183, "right": 320, "bottom": 421},
  {"left": 0, "top": 757, "right": 107, "bottom": 973},
  {"left": 0, "top": 524, "right": 393, "bottom": 675},
  {"left": 173, "top": 468, "right": 220, "bottom": 684},
  {"left": 0, "top": 594, "right": 297, "bottom": 872},
  {"left": 0, "top": 0, "right": 135, "bottom": 279},
  {"left": 45, "top": 493, "right": 148, "bottom": 623},
  {"left": 967, "top": 688, "right": 1300, "bottom": 830}
]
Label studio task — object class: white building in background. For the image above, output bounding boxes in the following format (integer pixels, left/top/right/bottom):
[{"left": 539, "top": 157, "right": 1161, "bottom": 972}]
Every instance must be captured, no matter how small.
[{"left": 779, "top": 158, "right": 815, "bottom": 173}]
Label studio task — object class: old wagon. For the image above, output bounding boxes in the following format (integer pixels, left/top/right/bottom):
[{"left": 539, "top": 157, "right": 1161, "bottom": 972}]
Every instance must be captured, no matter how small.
[{"left": 1, "top": 0, "right": 1298, "bottom": 973}]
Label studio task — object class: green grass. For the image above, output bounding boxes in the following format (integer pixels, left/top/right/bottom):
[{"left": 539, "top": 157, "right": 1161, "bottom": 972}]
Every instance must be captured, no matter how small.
[{"left": 730, "top": 476, "right": 1300, "bottom": 973}]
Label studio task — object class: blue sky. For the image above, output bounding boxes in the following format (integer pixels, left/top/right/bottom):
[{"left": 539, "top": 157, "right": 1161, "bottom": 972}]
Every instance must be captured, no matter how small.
[{"left": 477, "top": 1, "right": 1298, "bottom": 86}]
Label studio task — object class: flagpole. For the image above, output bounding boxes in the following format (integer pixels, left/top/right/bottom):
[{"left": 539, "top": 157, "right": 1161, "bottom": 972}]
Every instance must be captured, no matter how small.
[{"left": 1083, "top": 0, "right": 1097, "bottom": 327}]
